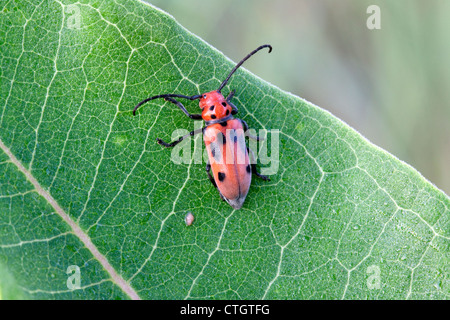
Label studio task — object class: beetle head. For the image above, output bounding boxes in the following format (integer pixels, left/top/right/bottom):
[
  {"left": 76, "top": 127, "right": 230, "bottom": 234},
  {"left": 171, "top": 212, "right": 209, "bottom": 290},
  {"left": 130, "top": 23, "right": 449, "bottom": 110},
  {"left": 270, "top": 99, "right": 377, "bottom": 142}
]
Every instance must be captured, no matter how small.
[{"left": 199, "top": 91, "right": 233, "bottom": 122}]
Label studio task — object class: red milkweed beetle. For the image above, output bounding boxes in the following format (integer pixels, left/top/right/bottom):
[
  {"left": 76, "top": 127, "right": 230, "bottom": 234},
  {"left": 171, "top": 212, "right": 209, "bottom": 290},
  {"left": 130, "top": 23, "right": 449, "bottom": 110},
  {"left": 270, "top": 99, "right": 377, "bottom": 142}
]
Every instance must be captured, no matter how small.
[{"left": 133, "top": 45, "right": 271, "bottom": 209}]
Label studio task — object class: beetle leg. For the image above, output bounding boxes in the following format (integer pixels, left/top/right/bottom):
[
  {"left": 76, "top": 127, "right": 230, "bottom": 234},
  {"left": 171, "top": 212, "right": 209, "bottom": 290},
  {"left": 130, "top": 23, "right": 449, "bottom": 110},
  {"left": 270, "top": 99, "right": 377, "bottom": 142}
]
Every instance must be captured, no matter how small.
[
  {"left": 164, "top": 97, "right": 203, "bottom": 120},
  {"left": 133, "top": 93, "right": 201, "bottom": 115},
  {"left": 205, "top": 162, "right": 217, "bottom": 188},
  {"left": 252, "top": 163, "right": 270, "bottom": 181},
  {"left": 247, "top": 147, "right": 270, "bottom": 181},
  {"left": 157, "top": 127, "right": 204, "bottom": 148},
  {"left": 225, "top": 91, "right": 239, "bottom": 115},
  {"left": 226, "top": 90, "right": 235, "bottom": 101},
  {"left": 241, "top": 119, "right": 264, "bottom": 141},
  {"left": 227, "top": 101, "right": 239, "bottom": 115}
]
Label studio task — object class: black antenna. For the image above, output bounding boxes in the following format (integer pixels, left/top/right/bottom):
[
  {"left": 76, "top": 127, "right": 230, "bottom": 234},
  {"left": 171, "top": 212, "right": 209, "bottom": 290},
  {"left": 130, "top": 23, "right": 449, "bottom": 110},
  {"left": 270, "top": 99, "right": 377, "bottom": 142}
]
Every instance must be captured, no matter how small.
[
  {"left": 217, "top": 44, "right": 272, "bottom": 93},
  {"left": 133, "top": 94, "right": 201, "bottom": 115}
]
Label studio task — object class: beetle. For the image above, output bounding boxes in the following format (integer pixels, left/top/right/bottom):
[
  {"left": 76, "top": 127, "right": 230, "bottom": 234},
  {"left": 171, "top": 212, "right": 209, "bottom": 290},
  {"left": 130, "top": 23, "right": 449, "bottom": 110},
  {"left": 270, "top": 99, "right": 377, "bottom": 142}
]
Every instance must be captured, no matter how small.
[{"left": 133, "top": 44, "right": 272, "bottom": 209}]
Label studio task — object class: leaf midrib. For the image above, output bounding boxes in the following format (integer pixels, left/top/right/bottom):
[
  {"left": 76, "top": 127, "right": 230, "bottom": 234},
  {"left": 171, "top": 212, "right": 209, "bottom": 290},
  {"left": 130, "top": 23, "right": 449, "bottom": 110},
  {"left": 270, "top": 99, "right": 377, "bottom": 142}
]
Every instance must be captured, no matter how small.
[{"left": 0, "top": 138, "right": 140, "bottom": 300}]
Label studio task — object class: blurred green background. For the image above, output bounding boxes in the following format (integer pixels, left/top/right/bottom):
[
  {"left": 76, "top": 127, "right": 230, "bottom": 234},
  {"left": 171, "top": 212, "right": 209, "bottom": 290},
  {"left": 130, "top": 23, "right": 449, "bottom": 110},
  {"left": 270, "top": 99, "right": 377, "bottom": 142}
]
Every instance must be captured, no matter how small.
[{"left": 146, "top": 0, "right": 450, "bottom": 195}]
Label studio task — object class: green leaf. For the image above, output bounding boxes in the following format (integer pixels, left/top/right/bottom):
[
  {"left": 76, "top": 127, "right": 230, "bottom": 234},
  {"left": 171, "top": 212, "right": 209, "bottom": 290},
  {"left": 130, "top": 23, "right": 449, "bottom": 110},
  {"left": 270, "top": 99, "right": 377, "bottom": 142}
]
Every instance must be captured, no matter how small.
[{"left": 0, "top": 0, "right": 448, "bottom": 300}]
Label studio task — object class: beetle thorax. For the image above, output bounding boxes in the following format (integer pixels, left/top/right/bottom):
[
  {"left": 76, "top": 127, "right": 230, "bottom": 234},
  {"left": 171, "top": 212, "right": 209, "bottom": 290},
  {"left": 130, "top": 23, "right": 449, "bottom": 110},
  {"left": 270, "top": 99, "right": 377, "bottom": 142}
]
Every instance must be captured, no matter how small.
[{"left": 199, "top": 90, "right": 233, "bottom": 122}]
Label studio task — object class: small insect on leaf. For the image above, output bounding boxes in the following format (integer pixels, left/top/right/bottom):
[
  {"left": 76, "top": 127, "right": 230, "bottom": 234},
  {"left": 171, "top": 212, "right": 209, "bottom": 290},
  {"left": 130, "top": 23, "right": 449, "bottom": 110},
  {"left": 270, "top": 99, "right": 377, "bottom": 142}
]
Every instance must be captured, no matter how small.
[
  {"left": 185, "top": 212, "right": 194, "bottom": 226},
  {"left": 133, "top": 45, "right": 272, "bottom": 210}
]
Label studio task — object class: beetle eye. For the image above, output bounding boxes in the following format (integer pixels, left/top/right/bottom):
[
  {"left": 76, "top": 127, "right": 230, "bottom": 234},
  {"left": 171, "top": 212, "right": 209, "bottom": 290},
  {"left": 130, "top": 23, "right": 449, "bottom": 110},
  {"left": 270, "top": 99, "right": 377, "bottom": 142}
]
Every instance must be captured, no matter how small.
[{"left": 203, "top": 95, "right": 207, "bottom": 99}]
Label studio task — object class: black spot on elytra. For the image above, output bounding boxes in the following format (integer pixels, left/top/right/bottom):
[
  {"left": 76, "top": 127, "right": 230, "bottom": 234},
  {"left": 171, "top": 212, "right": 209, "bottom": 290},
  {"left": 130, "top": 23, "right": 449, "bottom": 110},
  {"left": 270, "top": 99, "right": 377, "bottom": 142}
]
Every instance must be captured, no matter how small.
[
  {"left": 217, "top": 132, "right": 226, "bottom": 144},
  {"left": 226, "top": 109, "right": 230, "bottom": 116},
  {"left": 246, "top": 164, "right": 251, "bottom": 174},
  {"left": 211, "top": 114, "right": 216, "bottom": 119},
  {"left": 221, "top": 102, "right": 227, "bottom": 107},
  {"left": 219, "top": 121, "right": 227, "bottom": 127},
  {"left": 210, "top": 142, "right": 222, "bottom": 162},
  {"left": 209, "top": 105, "right": 215, "bottom": 111},
  {"left": 218, "top": 172, "right": 225, "bottom": 182}
]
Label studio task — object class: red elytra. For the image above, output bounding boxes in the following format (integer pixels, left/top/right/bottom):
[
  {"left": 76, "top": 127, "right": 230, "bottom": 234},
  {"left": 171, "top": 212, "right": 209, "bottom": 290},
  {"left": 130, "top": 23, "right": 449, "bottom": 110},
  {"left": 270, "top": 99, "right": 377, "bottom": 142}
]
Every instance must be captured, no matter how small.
[{"left": 133, "top": 45, "right": 272, "bottom": 209}]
